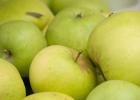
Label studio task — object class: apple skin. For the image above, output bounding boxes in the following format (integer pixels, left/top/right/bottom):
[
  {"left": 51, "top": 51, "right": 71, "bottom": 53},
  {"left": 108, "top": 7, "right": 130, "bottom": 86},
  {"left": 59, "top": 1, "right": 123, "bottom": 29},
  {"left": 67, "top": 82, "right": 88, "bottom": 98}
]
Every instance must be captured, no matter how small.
[
  {"left": 87, "top": 11, "right": 140, "bottom": 86},
  {"left": 50, "top": 0, "right": 111, "bottom": 14},
  {"left": 42, "top": 0, "right": 52, "bottom": 7},
  {"left": 29, "top": 45, "right": 96, "bottom": 100},
  {"left": 0, "top": 59, "right": 26, "bottom": 100},
  {"left": 46, "top": 7, "right": 105, "bottom": 52},
  {"left": 0, "top": 20, "right": 47, "bottom": 77},
  {"left": 23, "top": 92, "right": 74, "bottom": 100},
  {"left": 86, "top": 80, "right": 140, "bottom": 100},
  {"left": 0, "top": 0, "right": 54, "bottom": 29}
]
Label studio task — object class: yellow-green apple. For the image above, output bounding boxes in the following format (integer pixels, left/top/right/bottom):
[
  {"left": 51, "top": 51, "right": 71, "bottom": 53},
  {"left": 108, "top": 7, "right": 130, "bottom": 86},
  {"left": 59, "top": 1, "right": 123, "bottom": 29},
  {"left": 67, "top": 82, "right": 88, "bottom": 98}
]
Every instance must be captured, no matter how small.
[
  {"left": 23, "top": 92, "right": 74, "bottom": 100},
  {"left": 0, "top": 58, "right": 26, "bottom": 100},
  {"left": 46, "top": 7, "right": 105, "bottom": 52},
  {"left": 29, "top": 45, "right": 96, "bottom": 100},
  {"left": 87, "top": 80, "right": 140, "bottom": 100},
  {"left": 50, "top": 0, "right": 111, "bottom": 14},
  {"left": 0, "top": 20, "right": 47, "bottom": 77},
  {"left": 87, "top": 11, "right": 140, "bottom": 86},
  {"left": 0, "top": 0, "right": 54, "bottom": 29}
]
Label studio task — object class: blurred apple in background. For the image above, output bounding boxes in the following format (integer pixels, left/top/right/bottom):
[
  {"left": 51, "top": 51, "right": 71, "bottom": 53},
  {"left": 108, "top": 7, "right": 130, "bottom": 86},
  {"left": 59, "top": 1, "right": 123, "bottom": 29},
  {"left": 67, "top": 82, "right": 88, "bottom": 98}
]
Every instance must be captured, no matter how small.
[
  {"left": 0, "top": 20, "right": 47, "bottom": 77},
  {"left": 0, "top": 0, "right": 54, "bottom": 29},
  {"left": 46, "top": 7, "right": 105, "bottom": 52},
  {"left": 86, "top": 80, "right": 140, "bottom": 100},
  {"left": 23, "top": 92, "right": 74, "bottom": 100},
  {"left": 30, "top": 45, "right": 96, "bottom": 100},
  {"left": 50, "top": 0, "right": 111, "bottom": 14},
  {"left": 103, "top": 0, "right": 138, "bottom": 11}
]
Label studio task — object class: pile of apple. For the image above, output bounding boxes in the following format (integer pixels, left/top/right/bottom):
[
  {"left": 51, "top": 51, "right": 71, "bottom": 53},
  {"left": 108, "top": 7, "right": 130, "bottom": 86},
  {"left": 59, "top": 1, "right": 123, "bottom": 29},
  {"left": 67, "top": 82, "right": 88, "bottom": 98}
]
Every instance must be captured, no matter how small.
[{"left": 0, "top": 0, "right": 140, "bottom": 100}]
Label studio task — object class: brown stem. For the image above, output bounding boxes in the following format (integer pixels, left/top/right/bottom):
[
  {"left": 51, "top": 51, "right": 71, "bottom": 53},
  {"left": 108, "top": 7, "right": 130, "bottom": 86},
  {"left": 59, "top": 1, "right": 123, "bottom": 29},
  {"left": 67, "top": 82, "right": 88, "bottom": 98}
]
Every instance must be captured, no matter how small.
[{"left": 75, "top": 51, "right": 82, "bottom": 62}]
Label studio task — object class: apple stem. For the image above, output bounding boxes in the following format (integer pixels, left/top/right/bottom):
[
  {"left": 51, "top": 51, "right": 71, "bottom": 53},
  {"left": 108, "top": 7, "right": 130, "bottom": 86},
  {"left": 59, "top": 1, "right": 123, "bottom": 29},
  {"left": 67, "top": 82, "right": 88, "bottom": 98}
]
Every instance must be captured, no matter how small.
[{"left": 75, "top": 51, "right": 82, "bottom": 62}]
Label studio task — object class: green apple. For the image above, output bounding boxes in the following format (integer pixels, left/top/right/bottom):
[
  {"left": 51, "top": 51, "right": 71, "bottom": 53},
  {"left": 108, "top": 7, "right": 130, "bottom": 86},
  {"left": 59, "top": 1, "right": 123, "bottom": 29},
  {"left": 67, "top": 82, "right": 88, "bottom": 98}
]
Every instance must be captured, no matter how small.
[
  {"left": 87, "top": 80, "right": 140, "bottom": 100},
  {"left": 30, "top": 45, "right": 96, "bottom": 100},
  {"left": 0, "top": 58, "right": 26, "bottom": 100},
  {"left": 50, "top": 0, "right": 111, "bottom": 14},
  {"left": 0, "top": 0, "right": 54, "bottom": 29},
  {"left": 0, "top": 20, "right": 47, "bottom": 77},
  {"left": 46, "top": 7, "right": 105, "bottom": 52},
  {"left": 87, "top": 11, "right": 140, "bottom": 86},
  {"left": 23, "top": 92, "right": 74, "bottom": 100}
]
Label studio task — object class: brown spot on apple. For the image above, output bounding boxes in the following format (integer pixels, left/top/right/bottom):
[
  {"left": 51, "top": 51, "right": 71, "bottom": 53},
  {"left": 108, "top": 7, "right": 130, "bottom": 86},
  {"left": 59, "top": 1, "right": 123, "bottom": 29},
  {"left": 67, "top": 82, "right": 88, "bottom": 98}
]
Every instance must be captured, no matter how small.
[{"left": 26, "top": 12, "right": 43, "bottom": 19}]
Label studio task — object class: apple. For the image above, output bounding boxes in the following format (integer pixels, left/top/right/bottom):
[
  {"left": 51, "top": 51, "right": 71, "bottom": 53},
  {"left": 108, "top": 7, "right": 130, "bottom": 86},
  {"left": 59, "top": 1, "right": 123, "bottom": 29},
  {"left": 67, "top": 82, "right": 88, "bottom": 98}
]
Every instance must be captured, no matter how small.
[
  {"left": 50, "top": 0, "right": 111, "bottom": 14},
  {"left": 0, "top": 58, "right": 26, "bottom": 100},
  {"left": 0, "top": 20, "right": 47, "bottom": 77},
  {"left": 23, "top": 92, "right": 74, "bottom": 100},
  {"left": 46, "top": 7, "right": 105, "bottom": 52},
  {"left": 87, "top": 11, "right": 140, "bottom": 86},
  {"left": 0, "top": 0, "right": 54, "bottom": 29},
  {"left": 29, "top": 45, "right": 96, "bottom": 100},
  {"left": 86, "top": 80, "right": 140, "bottom": 100}
]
